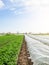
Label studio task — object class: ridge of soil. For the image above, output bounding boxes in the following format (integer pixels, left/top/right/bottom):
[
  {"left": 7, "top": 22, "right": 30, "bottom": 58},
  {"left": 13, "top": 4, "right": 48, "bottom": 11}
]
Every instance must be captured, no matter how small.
[{"left": 17, "top": 36, "right": 33, "bottom": 65}]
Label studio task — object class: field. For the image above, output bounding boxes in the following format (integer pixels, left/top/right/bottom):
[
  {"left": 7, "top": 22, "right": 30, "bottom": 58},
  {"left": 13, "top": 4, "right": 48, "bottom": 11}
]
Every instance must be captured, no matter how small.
[
  {"left": 25, "top": 34, "right": 49, "bottom": 65},
  {"left": 0, "top": 34, "right": 24, "bottom": 65},
  {"left": 0, "top": 33, "right": 49, "bottom": 65}
]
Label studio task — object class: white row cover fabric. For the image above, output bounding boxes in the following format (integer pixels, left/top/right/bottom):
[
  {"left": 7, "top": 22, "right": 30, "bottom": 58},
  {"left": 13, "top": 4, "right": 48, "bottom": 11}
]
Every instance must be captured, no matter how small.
[
  {"left": 28, "top": 34, "right": 49, "bottom": 46},
  {"left": 25, "top": 35, "right": 49, "bottom": 65},
  {"left": 33, "top": 35, "right": 49, "bottom": 39}
]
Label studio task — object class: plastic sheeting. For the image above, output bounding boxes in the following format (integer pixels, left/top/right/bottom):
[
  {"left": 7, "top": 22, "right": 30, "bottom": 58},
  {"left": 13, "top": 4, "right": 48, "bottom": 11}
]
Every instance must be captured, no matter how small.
[
  {"left": 28, "top": 34, "right": 49, "bottom": 46},
  {"left": 32, "top": 35, "right": 49, "bottom": 39},
  {"left": 25, "top": 35, "right": 49, "bottom": 65}
]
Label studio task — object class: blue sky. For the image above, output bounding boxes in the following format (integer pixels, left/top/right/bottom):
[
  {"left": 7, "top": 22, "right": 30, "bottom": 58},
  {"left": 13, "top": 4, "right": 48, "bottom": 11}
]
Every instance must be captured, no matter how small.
[{"left": 0, "top": 0, "right": 49, "bottom": 33}]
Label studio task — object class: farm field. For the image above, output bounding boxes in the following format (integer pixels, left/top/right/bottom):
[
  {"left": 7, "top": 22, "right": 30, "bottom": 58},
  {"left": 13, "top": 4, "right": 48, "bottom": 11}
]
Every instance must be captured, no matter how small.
[
  {"left": 0, "top": 33, "right": 49, "bottom": 65},
  {"left": 0, "top": 34, "right": 24, "bottom": 65},
  {"left": 25, "top": 34, "right": 49, "bottom": 65}
]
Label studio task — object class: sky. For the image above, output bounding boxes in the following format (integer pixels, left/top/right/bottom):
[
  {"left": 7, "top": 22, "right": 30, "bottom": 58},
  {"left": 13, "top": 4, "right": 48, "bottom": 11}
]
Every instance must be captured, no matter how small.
[{"left": 0, "top": 0, "right": 49, "bottom": 33}]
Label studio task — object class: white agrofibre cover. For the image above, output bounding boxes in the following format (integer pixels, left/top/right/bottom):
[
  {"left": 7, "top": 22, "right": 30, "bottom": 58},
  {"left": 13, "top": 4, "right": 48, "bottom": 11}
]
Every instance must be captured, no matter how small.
[
  {"left": 28, "top": 34, "right": 49, "bottom": 46},
  {"left": 25, "top": 35, "right": 49, "bottom": 65}
]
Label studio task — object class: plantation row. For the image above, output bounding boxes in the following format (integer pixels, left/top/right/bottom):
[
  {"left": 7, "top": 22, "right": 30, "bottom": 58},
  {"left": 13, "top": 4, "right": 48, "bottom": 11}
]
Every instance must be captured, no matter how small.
[
  {"left": 0, "top": 34, "right": 17, "bottom": 47},
  {"left": 0, "top": 34, "right": 24, "bottom": 65}
]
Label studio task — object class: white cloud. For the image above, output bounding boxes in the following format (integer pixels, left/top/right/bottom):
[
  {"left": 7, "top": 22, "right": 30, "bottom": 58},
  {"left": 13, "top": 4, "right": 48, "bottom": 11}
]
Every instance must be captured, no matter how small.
[
  {"left": 9, "top": 0, "right": 40, "bottom": 7},
  {"left": 10, "top": 7, "right": 16, "bottom": 11},
  {"left": 14, "top": 11, "right": 23, "bottom": 15},
  {"left": 10, "top": 0, "right": 14, "bottom": 3},
  {"left": 9, "top": 0, "right": 40, "bottom": 14},
  {"left": 9, "top": 0, "right": 49, "bottom": 19},
  {"left": 10, "top": 0, "right": 19, "bottom": 3},
  {"left": 0, "top": 0, "right": 5, "bottom": 9}
]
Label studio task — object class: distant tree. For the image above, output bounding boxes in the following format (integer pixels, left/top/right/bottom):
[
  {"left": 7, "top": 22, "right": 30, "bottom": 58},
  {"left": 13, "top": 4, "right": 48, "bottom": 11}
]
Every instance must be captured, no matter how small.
[{"left": 5, "top": 32, "right": 11, "bottom": 36}]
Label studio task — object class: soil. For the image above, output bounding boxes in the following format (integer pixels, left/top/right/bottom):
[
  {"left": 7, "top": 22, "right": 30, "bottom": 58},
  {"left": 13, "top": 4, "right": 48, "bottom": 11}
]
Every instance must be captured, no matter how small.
[{"left": 17, "top": 36, "right": 33, "bottom": 65}]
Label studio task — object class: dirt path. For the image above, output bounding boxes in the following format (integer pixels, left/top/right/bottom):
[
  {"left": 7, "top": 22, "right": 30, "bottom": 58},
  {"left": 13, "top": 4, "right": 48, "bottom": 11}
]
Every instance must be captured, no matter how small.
[{"left": 17, "top": 37, "right": 33, "bottom": 65}]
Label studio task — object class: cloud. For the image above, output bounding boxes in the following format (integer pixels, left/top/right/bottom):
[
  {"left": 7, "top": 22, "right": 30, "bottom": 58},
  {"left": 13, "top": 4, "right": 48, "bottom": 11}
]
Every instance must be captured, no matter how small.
[
  {"left": 10, "top": 0, "right": 14, "bottom": 3},
  {"left": 0, "top": 0, "right": 5, "bottom": 9},
  {"left": 9, "top": 0, "right": 49, "bottom": 6},
  {"left": 10, "top": 0, "right": 40, "bottom": 6},
  {"left": 10, "top": 7, "right": 16, "bottom": 11},
  {"left": 2, "top": 0, "right": 49, "bottom": 15},
  {"left": 9, "top": 0, "right": 41, "bottom": 14},
  {"left": 10, "top": 0, "right": 18, "bottom": 3}
]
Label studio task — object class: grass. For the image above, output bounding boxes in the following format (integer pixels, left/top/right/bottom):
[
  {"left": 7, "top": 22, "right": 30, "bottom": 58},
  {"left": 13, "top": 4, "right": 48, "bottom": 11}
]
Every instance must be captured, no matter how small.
[{"left": 0, "top": 34, "right": 24, "bottom": 65}]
